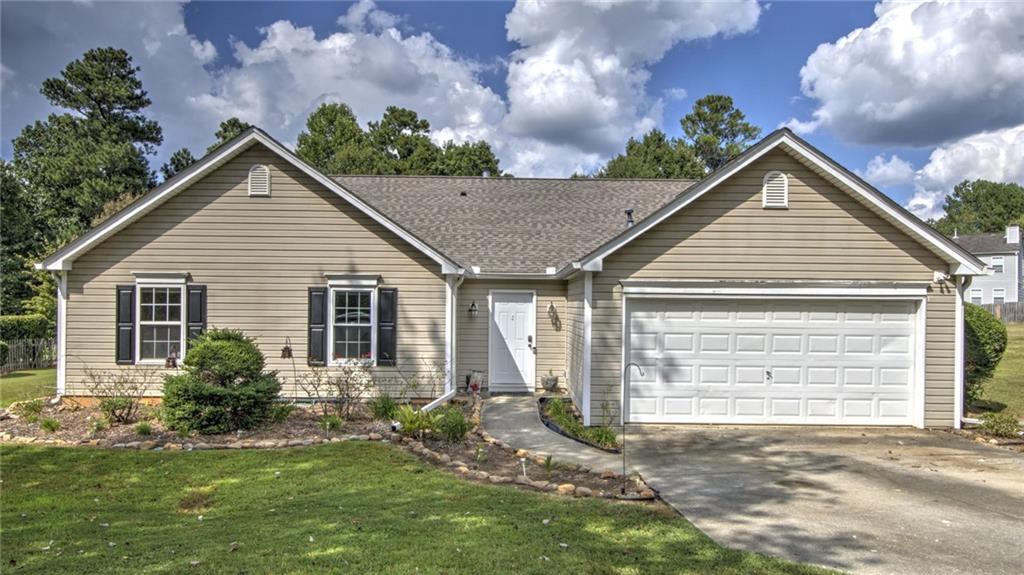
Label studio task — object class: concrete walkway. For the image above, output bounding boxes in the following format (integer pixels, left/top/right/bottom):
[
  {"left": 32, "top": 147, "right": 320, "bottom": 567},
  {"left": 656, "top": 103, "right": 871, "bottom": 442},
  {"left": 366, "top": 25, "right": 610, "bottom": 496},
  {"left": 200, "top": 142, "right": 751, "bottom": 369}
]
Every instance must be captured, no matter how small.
[{"left": 482, "top": 395, "right": 1024, "bottom": 575}]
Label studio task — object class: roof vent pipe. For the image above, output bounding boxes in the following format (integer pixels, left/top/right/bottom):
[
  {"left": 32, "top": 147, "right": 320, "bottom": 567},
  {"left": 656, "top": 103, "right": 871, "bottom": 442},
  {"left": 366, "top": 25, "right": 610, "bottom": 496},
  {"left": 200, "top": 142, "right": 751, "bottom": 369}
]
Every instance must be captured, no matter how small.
[
  {"left": 481, "top": 170, "right": 491, "bottom": 178},
  {"left": 625, "top": 208, "right": 635, "bottom": 227}
]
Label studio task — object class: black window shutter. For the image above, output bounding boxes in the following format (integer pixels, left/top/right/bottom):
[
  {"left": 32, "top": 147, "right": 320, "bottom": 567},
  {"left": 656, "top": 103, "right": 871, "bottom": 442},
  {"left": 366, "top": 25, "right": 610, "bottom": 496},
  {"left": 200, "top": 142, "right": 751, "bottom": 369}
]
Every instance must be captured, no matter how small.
[
  {"left": 377, "top": 288, "right": 397, "bottom": 366},
  {"left": 308, "top": 287, "right": 328, "bottom": 366},
  {"left": 115, "top": 285, "right": 135, "bottom": 364},
  {"left": 186, "top": 285, "right": 207, "bottom": 345}
]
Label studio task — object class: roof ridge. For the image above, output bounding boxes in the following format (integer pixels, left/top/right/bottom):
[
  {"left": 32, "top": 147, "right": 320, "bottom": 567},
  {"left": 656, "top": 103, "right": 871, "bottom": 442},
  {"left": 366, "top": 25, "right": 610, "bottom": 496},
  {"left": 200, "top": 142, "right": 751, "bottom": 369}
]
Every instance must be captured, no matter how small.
[{"left": 331, "top": 174, "right": 699, "bottom": 183}]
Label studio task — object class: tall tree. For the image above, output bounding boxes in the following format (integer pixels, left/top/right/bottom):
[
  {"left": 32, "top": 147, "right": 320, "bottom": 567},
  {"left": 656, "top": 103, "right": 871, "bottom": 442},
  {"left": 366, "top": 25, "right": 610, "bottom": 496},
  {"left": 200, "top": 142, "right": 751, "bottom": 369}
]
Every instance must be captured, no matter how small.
[
  {"left": 932, "top": 180, "right": 1024, "bottom": 236},
  {"left": 367, "top": 107, "right": 439, "bottom": 174},
  {"left": 296, "top": 103, "right": 385, "bottom": 174},
  {"left": 11, "top": 47, "right": 161, "bottom": 241},
  {"left": 594, "top": 129, "right": 703, "bottom": 179},
  {"left": 680, "top": 94, "right": 761, "bottom": 172},
  {"left": 207, "top": 117, "right": 252, "bottom": 153},
  {"left": 434, "top": 140, "right": 503, "bottom": 177},
  {"left": 0, "top": 160, "right": 38, "bottom": 313},
  {"left": 160, "top": 147, "right": 196, "bottom": 180}
]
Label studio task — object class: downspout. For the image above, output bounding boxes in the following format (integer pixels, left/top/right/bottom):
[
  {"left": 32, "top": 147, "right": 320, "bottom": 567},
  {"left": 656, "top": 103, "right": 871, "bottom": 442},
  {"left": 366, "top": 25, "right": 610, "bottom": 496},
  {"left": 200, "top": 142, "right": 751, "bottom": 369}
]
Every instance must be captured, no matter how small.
[
  {"left": 953, "top": 275, "right": 972, "bottom": 429},
  {"left": 52, "top": 270, "right": 68, "bottom": 397},
  {"left": 422, "top": 272, "right": 464, "bottom": 412}
]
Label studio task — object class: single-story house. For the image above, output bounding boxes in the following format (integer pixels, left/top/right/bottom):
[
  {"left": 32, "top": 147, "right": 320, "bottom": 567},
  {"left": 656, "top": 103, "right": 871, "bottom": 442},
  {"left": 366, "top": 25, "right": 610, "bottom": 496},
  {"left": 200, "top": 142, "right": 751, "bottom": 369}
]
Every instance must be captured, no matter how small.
[{"left": 37, "top": 127, "right": 988, "bottom": 429}]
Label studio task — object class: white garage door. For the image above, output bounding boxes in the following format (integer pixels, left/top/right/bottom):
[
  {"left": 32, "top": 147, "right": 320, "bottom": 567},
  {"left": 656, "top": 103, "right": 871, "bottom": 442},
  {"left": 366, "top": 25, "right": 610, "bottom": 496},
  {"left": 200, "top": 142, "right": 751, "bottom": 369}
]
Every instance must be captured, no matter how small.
[{"left": 626, "top": 299, "right": 918, "bottom": 425}]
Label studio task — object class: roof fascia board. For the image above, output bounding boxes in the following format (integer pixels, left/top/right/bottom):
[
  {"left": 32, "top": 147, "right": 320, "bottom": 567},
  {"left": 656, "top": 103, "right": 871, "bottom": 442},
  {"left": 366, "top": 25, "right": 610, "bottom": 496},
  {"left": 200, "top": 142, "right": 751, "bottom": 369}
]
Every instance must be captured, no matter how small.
[
  {"left": 37, "top": 135, "right": 258, "bottom": 271},
  {"left": 576, "top": 129, "right": 987, "bottom": 276}
]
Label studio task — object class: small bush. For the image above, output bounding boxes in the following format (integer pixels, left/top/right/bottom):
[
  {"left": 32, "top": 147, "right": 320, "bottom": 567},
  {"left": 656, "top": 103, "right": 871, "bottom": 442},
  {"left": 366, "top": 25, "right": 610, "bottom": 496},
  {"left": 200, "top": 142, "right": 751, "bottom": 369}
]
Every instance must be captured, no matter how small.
[
  {"left": 99, "top": 396, "right": 139, "bottom": 424},
  {"left": 369, "top": 394, "right": 399, "bottom": 421},
  {"left": 162, "top": 328, "right": 281, "bottom": 434},
  {"left": 980, "top": 411, "right": 1021, "bottom": 438},
  {"left": 89, "top": 419, "right": 108, "bottom": 434},
  {"left": 964, "top": 304, "right": 1008, "bottom": 404},
  {"left": 319, "top": 414, "right": 343, "bottom": 432},
  {"left": 395, "top": 404, "right": 436, "bottom": 437},
  {"left": 40, "top": 417, "right": 60, "bottom": 433},
  {"left": 134, "top": 421, "right": 153, "bottom": 436},
  {"left": 434, "top": 405, "right": 469, "bottom": 442},
  {"left": 271, "top": 403, "right": 296, "bottom": 423},
  {"left": 544, "top": 399, "right": 619, "bottom": 449},
  {"left": 13, "top": 399, "right": 44, "bottom": 422}
]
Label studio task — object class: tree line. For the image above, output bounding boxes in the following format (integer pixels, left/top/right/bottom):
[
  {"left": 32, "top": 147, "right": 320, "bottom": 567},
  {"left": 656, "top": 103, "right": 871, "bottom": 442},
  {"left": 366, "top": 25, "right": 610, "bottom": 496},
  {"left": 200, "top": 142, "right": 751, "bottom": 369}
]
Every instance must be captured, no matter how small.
[{"left": 4, "top": 46, "right": 1020, "bottom": 324}]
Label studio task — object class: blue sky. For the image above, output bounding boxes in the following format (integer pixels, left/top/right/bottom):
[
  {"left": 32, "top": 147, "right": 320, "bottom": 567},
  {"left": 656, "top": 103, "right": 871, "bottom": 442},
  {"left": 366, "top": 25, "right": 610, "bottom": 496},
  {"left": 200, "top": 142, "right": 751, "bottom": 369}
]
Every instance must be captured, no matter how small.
[{"left": 3, "top": 1, "right": 1023, "bottom": 219}]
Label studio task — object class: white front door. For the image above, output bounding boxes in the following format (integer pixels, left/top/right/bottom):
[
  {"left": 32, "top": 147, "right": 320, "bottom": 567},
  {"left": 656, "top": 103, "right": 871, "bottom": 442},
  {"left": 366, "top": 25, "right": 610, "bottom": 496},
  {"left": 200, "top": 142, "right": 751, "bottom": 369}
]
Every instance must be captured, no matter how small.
[
  {"left": 489, "top": 291, "right": 535, "bottom": 392},
  {"left": 626, "top": 299, "right": 918, "bottom": 425}
]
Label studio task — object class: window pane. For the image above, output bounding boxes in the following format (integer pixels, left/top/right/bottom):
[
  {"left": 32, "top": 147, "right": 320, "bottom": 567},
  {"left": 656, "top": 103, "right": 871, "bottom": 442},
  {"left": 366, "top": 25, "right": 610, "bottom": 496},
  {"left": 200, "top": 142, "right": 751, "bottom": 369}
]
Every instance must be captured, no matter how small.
[
  {"left": 168, "top": 304, "right": 181, "bottom": 322},
  {"left": 169, "top": 289, "right": 181, "bottom": 304},
  {"left": 334, "top": 290, "right": 371, "bottom": 325},
  {"left": 141, "top": 288, "right": 153, "bottom": 304},
  {"left": 155, "top": 288, "right": 167, "bottom": 304},
  {"left": 140, "top": 304, "right": 153, "bottom": 322},
  {"left": 155, "top": 304, "right": 167, "bottom": 322}
]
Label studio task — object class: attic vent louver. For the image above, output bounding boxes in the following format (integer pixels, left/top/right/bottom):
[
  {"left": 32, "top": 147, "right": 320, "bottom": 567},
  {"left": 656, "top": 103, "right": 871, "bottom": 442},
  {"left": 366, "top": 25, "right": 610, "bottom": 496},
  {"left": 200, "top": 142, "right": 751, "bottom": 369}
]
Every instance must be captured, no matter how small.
[
  {"left": 762, "top": 171, "right": 788, "bottom": 208},
  {"left": 248, "top": 164, "right": 271, "bottom": 197}
]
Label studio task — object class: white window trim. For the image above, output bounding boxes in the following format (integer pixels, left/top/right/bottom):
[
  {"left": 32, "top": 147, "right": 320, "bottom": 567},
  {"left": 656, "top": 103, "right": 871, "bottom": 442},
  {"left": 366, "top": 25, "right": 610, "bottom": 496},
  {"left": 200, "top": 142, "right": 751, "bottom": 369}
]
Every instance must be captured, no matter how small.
[
  {"left": 248, "top": 164, "right": 271, "bottom": 197},
  {"left": 990, "top": 256, "right": 1004, "bottom": 273},
  {"left": 761, "top": 170, "right": 789, "bottom": 209},
  {"left": 328, "top": 286, "right": 377, "bottom": 365},
  {"left": 993, "top": 288, "right": 1006, "bottom": 303},
  {"left": 135, "top": 283, "right": 186, "bottom": 365}
]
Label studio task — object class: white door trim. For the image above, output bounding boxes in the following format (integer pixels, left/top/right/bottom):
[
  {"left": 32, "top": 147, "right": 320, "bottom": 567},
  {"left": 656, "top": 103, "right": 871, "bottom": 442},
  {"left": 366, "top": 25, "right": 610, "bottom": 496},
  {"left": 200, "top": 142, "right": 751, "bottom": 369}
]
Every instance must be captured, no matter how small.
[
  {"left": 621, "top": 294, "right": 927, "bottom": 428},
  {"left": 488, "top": 290, "right": 536, "bottom": 392}
]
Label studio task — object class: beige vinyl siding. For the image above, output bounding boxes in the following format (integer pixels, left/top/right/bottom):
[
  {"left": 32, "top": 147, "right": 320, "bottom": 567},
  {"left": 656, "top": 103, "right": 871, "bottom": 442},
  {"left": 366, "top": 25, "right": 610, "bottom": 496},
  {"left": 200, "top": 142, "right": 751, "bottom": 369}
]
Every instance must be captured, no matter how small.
[
  {"left": 591, "top": 150, "right": 957, "bottom": 427},
  {"left": 65, "top": 144, "right": 446, "bottom": 398},
  {"left": 564, "top": 274, "right": 585, "bottom": 406},
  {"left": 455, "top": 280, "right": 566, "bottom": 391}
]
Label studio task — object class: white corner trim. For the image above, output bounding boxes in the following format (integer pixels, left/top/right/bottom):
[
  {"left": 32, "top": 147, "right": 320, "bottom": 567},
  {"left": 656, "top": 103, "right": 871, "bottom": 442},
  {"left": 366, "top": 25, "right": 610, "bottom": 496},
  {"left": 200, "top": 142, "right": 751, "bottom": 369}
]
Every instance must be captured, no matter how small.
[
  {"left": 914, "top": 297, "right": 927, "bottom": 429},
  {"left": 954, "top": 276, "right": 969, "bottom": 429},
  {"left": 56, "top": 271, "right": 67, "bottom": 396},
  {"left": 443, "top": 275, "right": 458, "bottom": 396},
  {"left": 324, "top": 273, "right": 380, "bottom": 287},
  {"left": 133, "top": 271, "right": 188, "bottom": 285},
  {"left": 582, "top": 272, "right": 593, "bottom": 426}
]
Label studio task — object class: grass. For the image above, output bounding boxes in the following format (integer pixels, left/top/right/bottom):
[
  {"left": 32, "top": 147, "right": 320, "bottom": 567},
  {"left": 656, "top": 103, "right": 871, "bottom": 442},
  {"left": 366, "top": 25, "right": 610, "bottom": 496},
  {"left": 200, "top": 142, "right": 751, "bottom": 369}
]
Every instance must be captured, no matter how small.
[
  {"left": 0, "top": 368, "right": 56, "bottom": 408},
  {"left": 0, "top": 442, "right": 829, "bottom": 574},
  {"left": 974, "top": 324, "right": 1024, "bottom": 417},
  {"left": 544, "top": 398, "right": 619, "bottom": 449}
]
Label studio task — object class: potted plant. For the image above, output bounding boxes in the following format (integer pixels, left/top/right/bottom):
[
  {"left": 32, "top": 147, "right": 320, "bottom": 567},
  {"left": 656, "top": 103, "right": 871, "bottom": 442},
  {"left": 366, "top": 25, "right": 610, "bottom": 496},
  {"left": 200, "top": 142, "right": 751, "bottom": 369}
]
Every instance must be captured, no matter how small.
[{"left": 541, "top": 370, "right": 559, "bottom": 392}]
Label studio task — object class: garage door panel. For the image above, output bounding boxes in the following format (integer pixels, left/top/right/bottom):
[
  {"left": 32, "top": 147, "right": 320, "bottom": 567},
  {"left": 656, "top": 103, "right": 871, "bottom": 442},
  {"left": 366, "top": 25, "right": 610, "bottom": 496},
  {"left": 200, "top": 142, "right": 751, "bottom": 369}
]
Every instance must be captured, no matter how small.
[{"left": 626, "top": 299, "right": 916, "bottom": 425}]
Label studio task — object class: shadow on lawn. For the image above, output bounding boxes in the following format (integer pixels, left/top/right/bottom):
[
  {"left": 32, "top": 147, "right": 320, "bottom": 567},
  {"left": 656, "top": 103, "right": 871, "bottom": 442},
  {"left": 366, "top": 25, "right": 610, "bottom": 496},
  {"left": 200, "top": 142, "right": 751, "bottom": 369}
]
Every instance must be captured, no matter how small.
[{"left": 1, "top": 443, "right": 829, "bottom": 574}]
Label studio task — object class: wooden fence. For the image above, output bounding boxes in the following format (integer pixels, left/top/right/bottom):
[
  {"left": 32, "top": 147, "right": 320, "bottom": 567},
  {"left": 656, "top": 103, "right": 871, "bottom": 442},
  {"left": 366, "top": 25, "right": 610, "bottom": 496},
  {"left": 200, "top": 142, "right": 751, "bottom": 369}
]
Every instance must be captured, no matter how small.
[
  {"left": 0, "top": 338, "right": 57, "bottom": 374},
  {"left": 981, "top": 302, "right": 1024, "bottom": 324}
]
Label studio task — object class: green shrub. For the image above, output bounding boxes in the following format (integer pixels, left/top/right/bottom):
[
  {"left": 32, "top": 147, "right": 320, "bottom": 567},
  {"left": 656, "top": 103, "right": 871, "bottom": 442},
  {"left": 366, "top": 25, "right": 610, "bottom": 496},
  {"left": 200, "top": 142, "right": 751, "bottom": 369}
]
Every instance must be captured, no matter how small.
[
  {"left": 40, "top": 417, "right": 60, "bottom": 433},
  {"left": 161, "top": 329, "right": 281, "bottom": 434},
  {"left": 0, "top": 313, "right": 53, "bottom": 340},
  {"left": 369, "top": 394, "right": 399, "bottom": 420},
  {"left": 544, "top": 399, "right": 618, "bottom": 449},
  {"left": 434, "top": 405, "right": 469, "bottom": 442},
  {"left": 134, "top": 421, "right": 153, "bottom": 436},
  {"left": 99, "top": 396, "right": 140, "bottom": 424},
  {"left": 271, "top": 403, "right": 296, "bottom": 423},
  {"left": 965, "top": 304, "right": 1008, "bottom": 404},
  {"left": 13, "top": 399, "right": 44, "bottom": 423},
  {"left": 980, "top": 411, "right": 1021, "bottom": 438},
  {"left": 89, "top": 419, "right": 108, "bottom": 434},
  {"left": 319, "top": 414, "right": 343, "bottom": 432},
  {"left": 394, "top": 404, "right": 436, "bottom": 437}
]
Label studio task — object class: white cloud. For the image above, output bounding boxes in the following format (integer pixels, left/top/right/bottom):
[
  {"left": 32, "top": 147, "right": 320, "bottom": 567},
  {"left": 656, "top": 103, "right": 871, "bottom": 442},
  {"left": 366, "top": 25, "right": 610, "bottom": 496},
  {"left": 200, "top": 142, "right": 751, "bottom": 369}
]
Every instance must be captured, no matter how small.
[
  {"left": 502, "top": 0, "right": 760, "bottom": 155},
  {"left": 907, "top": 124, "right": 1024, "bottom": 219},
  {"left": 664, "top": 87, "right": 688, "bottom": 101},
  {"left": 188, "top": 38, "right": 218, "bottom": 65},
  {"left": 857, "top": 153, "right": 914, "bottom": 188},
  {"left": 791, "top": 0, "right": 1024, "bottom": 147}
]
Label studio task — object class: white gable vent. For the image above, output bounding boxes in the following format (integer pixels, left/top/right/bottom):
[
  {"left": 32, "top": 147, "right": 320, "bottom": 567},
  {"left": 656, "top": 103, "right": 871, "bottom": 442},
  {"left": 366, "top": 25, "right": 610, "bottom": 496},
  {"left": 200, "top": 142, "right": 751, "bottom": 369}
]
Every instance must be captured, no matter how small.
[
  {"left": 762, "top": 171, "right": 788, "bottom": 208},
  {"left": 248, "top": 164, "right": 271, "bottom": 197}
]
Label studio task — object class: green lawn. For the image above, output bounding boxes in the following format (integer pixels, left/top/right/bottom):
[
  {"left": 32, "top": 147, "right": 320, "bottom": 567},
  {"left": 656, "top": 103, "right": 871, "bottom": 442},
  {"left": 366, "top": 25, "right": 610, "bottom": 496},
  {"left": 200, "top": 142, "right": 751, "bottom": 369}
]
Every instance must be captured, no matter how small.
[
  {"left": 978, "top": 323, "right": 1024, "bottom": 416},
  {"left": 0, "top": 368, "right": 56, "bottom": 407},
  {"left": 1, "top": 442, "right": 828, "bottom": 575}
]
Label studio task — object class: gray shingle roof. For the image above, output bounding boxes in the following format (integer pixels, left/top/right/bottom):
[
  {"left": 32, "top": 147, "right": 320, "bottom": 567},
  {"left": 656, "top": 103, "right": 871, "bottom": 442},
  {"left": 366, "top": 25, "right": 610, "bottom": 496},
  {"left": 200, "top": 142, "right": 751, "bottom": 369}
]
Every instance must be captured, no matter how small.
[
  {"left": 952, "top": 233, "right": 1020, "bottom": 255},
  {"left": 332, "top": 176, "right": 696, "bottom": 273}
]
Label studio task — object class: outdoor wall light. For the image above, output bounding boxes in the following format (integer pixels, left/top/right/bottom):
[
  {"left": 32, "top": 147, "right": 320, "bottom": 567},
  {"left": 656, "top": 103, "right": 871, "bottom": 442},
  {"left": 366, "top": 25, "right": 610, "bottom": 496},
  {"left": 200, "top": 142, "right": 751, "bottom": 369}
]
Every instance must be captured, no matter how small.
[
  {"left": 280, "top": 336, "right": 293, "bottom": 359},
  {"left": 165, "top": 350, "right": 178, "bottom": 369},
  {"left": 468, "top": 300, "right": 479, "bottom": 318}
]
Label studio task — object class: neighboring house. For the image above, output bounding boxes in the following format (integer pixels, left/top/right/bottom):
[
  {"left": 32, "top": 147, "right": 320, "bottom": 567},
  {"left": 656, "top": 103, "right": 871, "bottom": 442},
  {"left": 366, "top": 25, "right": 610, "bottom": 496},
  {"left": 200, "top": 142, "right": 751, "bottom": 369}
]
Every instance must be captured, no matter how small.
[
  {"left": 952, "top": 226, "right": 1022, "bottom": 304},
  {"left": 37, "top": 128, "right": 988, "bottom": 429}
]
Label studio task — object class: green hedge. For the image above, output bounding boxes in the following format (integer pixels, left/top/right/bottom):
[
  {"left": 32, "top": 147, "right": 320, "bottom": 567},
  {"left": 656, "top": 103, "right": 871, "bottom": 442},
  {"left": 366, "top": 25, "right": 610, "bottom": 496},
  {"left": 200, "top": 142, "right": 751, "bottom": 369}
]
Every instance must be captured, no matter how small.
[
  {"left": 0, "top": 314, "right": 54, "bottom": 340},
  {"left": 964, "top": 303, "right": 1008, "bottom": 404}
]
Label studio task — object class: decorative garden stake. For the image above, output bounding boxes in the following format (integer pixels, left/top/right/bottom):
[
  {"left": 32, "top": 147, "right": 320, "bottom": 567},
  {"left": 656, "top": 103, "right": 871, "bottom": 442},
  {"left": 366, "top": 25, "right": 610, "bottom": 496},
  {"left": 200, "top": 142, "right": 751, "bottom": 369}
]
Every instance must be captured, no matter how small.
[
  {"left": 622, "top": 363, "right": 645, "bottom": 495},
  {"left": 520, "top": 457, "right": 528, "bottom": 478}
]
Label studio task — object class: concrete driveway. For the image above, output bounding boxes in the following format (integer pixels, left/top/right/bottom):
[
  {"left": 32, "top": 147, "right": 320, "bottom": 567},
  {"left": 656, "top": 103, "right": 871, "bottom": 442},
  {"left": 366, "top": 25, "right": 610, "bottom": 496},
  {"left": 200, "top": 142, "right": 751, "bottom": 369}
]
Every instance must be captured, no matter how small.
[{"left": 483, "top": 397, "right": 1024, "bottom": 574}]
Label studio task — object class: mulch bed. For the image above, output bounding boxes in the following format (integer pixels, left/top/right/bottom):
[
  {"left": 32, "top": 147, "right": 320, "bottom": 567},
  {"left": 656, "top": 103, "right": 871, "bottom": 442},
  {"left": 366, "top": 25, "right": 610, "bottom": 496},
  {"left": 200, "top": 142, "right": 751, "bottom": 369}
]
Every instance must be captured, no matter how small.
[
  {"left": 949, "top": 427, "right": 1024, "bottom": 453},
  {"left": 0, "top": 395, "right": 657, "bottom": 501}
]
